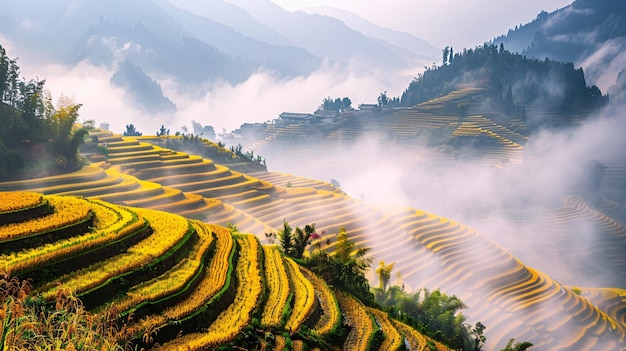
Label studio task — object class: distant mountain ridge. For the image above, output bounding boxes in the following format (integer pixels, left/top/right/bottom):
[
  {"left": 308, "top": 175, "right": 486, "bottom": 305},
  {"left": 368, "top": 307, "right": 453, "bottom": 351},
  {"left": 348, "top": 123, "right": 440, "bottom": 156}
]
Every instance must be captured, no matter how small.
[
  {"left": 303, "top": 5, "right": 438, "bottom": 61},
  {"left": 493, "top": 0, "right": 626, "bottom": 90},
  {"left": 0, "top": 0, "right": 436, "bottom": 116}
]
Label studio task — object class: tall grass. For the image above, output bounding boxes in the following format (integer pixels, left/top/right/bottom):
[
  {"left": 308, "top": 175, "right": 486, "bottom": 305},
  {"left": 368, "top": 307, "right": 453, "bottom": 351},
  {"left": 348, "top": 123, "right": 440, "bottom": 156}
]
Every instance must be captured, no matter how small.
[{"left": 0, "top": 271, "right": 126, "bottom": 351}]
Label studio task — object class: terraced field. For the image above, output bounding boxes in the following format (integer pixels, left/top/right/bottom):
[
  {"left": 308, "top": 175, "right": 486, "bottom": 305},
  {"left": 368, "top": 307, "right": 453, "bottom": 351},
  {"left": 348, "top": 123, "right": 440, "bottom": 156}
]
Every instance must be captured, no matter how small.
[
  {"left": 0, "top": 191, "right": 442, "bottom": 350},
  {"left": 1, "top": 128, "right": 625, "bottom": 349}
]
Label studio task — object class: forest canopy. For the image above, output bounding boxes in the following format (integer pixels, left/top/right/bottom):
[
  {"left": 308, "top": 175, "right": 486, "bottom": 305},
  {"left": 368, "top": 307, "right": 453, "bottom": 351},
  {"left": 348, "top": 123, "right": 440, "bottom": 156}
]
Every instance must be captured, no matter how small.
[
  {"left": 400, "top": 43, "right": 607, "bottom": 114},
  {"left": 0, "top": 44, "right": 87, "bottom": 180}
]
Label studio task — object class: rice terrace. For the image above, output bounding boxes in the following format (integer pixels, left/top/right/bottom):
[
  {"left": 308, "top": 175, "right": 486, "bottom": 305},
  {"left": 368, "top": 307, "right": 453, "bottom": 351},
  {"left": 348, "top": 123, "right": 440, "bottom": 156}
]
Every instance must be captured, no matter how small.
[{"left": 1, "top": 0, "right": 626, "bottom": 350}]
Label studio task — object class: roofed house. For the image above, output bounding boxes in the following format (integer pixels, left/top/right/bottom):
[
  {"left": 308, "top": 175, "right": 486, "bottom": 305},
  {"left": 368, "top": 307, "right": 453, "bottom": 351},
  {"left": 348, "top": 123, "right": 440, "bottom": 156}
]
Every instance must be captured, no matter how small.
[
  {"left": 277, "top": 112, "right": 313, "bottom": 127},
  {"left": 358, "top": 103, "right": 380, "bottom": 111},
  {"left": 313, "top": 110, "right": 339, "bottom": 125}
]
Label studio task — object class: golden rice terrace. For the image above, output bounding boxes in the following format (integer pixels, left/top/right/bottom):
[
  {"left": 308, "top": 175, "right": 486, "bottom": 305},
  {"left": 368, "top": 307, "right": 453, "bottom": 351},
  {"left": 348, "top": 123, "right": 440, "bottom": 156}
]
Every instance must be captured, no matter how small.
[{"left": 0, "top": 126, "right": 625, "bottom": 350}]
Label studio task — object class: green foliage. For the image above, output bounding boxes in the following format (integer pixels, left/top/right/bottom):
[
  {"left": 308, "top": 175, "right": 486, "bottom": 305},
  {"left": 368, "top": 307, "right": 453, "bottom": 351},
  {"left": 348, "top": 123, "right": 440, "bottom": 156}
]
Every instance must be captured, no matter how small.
[
  {"left": 264, "top": 222, "right": 317, "bottom": 259},
  {"left": 500, "top": 338, "right": 533, "bottom": 351},
  {"left": 400, "top": 43, "right": 608, "bottom": 117},
  {"left": 227, "top": 222, "right": 241, "bottom": 236},
  {"left": 373, "top": 263, "right": 480, "bottom": 351},
  {"left": 230, "top": 143, "right": 267, "bottom": 169},
  {"left": 123, "top": 124, "right": 143, "bottom": 136},
  {"left": 291, "top": 223, "right": 316, "bottom": 259},
  {"left": 0, "top": 139, "right": 23, "bottom": 179},
  {"left": 0, "top": 46, "right": 88, "bottom": 180},
  {"left": 322, "top": 96, "right": 352, "bottom": 112},
  {"left": 306, "top": 227, "right": 374, "bottom": 305},
  {"left": 156, "top": 125, "right": 170, "bottom": 136},
  {"left": 462, "top": 321, "right": 486, "bottom": 351},
  {"left": 377, "top": 91, "right": 400, "bottom": 108},
  {"left": 375, "top": 260, "right": 396, "bottom": 293},
  {"left": 277, "top": 220, "right": 294, "bottom": 257},
  {"left": 0, "top": 272, "right": 125, "bottom": 350},
  {"left": 377, "top": 91, "right": 389, "bottom": 107}
]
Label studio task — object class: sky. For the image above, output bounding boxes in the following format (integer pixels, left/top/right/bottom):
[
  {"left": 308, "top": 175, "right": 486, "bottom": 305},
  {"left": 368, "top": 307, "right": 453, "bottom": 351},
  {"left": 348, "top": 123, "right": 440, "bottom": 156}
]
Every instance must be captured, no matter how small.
[{"left": 270, "top": 0, "right": 574, "bottom": 48}]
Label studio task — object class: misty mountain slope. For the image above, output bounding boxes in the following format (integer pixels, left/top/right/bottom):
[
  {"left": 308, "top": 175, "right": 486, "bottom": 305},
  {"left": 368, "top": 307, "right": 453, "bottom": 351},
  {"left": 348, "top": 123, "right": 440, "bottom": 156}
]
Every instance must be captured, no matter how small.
[
  {"left": 156, "top": 0, "right": 320, "bottom": 77},
  {"left": 166, "top": 0, "right": 291, "bottom": 46},
  {"left": 305, "top": 5, "right": 439, "bottom": 60},
  {"left": 493, "top": 0, "right": 626, "bottom": 88},
  {"left": 0, "top": 0, "right": 188, "bottom": 63},
  {"left": 608, "top": 68, "right": 626, "bottom": 103},
  {"left": 226, "top": 0, "right": 413, "bottom": 69},
  {"left": 75, "top": 20, "right": 249, "bottom": 85},
  {"left": 110, "top": 60, "right": 176, "bottom": 114},
  {"left": 0, "top": 0, "right": 319, "bottom": 81}
]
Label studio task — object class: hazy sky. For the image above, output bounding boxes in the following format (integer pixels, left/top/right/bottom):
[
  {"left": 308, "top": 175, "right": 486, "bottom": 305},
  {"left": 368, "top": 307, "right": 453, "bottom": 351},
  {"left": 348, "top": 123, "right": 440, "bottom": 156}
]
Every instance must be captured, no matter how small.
[{"left": 270, "top": 0, "right": 574, "bottom": 48}]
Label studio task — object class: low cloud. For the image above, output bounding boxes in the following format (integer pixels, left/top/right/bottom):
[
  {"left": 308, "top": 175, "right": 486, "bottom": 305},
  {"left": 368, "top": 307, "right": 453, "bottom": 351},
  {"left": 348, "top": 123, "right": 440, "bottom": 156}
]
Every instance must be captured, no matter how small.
[
  {"left": 578, "top": 37, "right": 626, "bottom": 91},
  {"left": 7, "top": 34, "right": 420, "bottom": 136},
  {"left": 261, "top": 100, "right": 626, "bottom": 289},
  {"left": 163, "top": 59, "right": 416, "bottom": 133}
]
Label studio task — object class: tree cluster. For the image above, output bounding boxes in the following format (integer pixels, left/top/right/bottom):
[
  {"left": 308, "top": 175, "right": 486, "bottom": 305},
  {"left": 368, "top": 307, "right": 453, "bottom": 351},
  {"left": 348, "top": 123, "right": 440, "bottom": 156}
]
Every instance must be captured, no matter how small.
[
  {"left": 321, "top": 96, "right": 352, "bottom": 112},
  {"left": 266, "top": 221, "right": 318, "bottom": 259},
  {"left": 372, "top": 261, "right": 532, "bottom": 351},
  {"left": 230, "top": 144, "right": 267, "bottom": 169},
  {"left": 305, "top": 227, "right": 374, "bottom": 305},
  {"left": 400, "top": 43, "right": 608, "bottom": 116},
  {"left": 0, "top": 44, "right": 88, "bottom": 180},
  {"left": 123, "top": 124, "right": 142, "bottom": 136},
  {"left": 377, "top": 91, "right": 400, "bottom": 108}
]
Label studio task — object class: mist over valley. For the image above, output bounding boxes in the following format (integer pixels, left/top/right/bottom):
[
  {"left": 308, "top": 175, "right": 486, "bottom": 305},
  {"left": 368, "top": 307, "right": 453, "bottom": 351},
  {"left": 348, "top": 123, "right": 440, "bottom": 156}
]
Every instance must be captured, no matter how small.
[{"left": 1, "top": 0, "right": 626, "bottom": 350}]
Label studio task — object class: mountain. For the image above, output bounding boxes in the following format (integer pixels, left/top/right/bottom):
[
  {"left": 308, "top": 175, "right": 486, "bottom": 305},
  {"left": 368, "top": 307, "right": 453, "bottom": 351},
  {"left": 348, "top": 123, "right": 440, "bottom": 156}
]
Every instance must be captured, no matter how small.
[
  {"left": 0, "top": 0, "right": 433, "bottom": 118},
  {"left": 155, "top": 0, "right": 319, "bottom": 78},
  {"left": 492, "top": 0, "right": 626, "bottom": 89},
  {"left": 166, "top": 0, "right": 291, "bottom": 46},
  {"left": 399, "top": 44, "right": 607, "bottom": 117},
  {"left": 110, "top": 60, "right": 177, "bottom": 114},
  {"left": 226, "top": 0, "right": 418, "bottom": 70},
  {"left": 304, "top": 5, "right": 439, "bottom": 60}
]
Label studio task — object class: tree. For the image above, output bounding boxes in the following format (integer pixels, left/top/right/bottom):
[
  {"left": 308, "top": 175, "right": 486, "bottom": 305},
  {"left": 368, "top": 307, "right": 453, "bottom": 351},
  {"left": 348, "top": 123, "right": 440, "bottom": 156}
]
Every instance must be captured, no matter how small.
[
  {"left": 272, "top": 221, "right": 318, "bottom": 259},
  {"left": 46, "top": 102, "right": 88, "bottom": 171},
  {"left": 322, "top": 96, "right": 335, "bottom": 111},
  {"left": 156, "top": 125, "right": 169, "bottom": 136},
  {"left": 375, "top": 261, "right": 395, "bottom": 292},
  {"left": 443, "top": 46, "right": 450, "bottom": 65},
  {"left": 0, "top": 46, "right": 88, "bottom": 177},
  {"left": 123, "top": 124, "right": 142, "bottom": 136},
  {"left": 341, "top": 97, "right": 352, "bottom": 110},
  {"left": 292, "top": 223, "right": 316, "bottom": 259},
  {"left": 373, "top": 260, "right": 396, "bottom": 304},
  {"left": 322, "top": 96, "right": 352, "bottom": 112},
  {"left": 0, "top": 44, "right": 20, "bottom": 106},
  {"left": 449, "top": 46, "right": 454, "bottom": 63},
  {"left": 306, "top": 227, "right": 374, "bottom": 304},
  {"left": 377, "top": 91, "right": 389, "bottom": 108},
  {"left": 462, "top": 321, "right": 486, "bottom": 351},
  {"left": 278, "top": 220, "right": 293, "bottom": 256},
  {"left": 500, "top": 339, "right": 533, "bottom": 351}
]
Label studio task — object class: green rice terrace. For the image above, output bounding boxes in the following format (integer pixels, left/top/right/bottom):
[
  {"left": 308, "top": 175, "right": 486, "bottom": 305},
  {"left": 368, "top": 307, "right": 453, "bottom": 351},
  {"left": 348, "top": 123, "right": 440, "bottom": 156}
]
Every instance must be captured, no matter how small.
[{"left": 1, "top": 125, "right": 625, "bottom": 350}]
